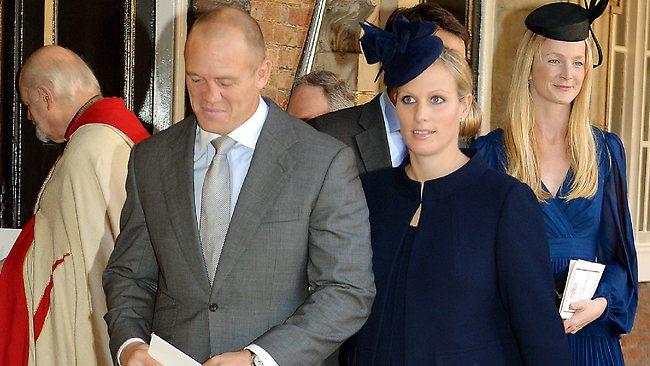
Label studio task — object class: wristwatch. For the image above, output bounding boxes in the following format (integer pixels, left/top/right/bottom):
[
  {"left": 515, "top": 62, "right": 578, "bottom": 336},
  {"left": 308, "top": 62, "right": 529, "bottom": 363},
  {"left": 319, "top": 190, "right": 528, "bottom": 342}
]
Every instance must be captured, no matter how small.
[{"left": 250, "top": 351, "right": 264, "bottom": 366}]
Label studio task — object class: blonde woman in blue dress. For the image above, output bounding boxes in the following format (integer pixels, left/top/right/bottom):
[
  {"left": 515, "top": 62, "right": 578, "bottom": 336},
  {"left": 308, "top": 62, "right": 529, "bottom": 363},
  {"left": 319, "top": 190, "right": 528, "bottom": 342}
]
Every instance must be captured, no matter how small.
[{"left": 473, "top": 2, "right": 638, "bottom": 365}]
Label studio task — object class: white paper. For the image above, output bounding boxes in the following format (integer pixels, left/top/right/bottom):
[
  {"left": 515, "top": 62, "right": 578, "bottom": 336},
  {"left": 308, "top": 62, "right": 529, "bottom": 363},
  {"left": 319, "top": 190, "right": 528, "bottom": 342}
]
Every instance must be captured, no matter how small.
[
  {"left": 0, "top": 228, "right": 21, "bottom": 260},
  {"left": 148, "top": 333, "right": 201, "bottom": 366},
  {"left": 559, "top": 259, "right": 605, "bottom": 319}
]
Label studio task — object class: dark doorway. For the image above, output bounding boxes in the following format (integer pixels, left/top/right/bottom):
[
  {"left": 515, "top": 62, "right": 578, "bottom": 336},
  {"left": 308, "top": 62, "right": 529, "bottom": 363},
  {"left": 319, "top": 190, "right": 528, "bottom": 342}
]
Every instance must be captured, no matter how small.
[{"left": 0, "top": 0, "right": 155, "bottom": 228}]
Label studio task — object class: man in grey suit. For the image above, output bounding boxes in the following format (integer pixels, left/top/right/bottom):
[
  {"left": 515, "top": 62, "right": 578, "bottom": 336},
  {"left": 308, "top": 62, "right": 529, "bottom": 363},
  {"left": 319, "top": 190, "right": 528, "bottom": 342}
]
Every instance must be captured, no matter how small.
[
  {"left": 309, "top": 2, "right": 470, "bottom": 175},
  {"left": 103, "top": 7, "right": 374, "bottom": 366}
]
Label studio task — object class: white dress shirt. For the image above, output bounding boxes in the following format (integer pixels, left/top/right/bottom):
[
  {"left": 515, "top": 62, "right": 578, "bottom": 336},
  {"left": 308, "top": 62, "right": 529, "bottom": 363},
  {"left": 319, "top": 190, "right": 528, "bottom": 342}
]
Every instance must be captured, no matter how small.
[
  {"left": 118, "top": 97, "right": 278, "bottom": 366},
  {"left": 193, "top": 96, "right": 267, "bottom": 221},
  {"left": 379, "top": 91, "right": 407, "bottom": 167}
]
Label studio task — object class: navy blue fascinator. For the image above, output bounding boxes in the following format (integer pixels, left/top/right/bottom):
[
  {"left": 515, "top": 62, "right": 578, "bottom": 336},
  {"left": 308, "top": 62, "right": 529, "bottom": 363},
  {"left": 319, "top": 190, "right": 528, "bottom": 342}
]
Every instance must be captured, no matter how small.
[{"left": 359, "top": 16, "right": 444, "bottom": 88}]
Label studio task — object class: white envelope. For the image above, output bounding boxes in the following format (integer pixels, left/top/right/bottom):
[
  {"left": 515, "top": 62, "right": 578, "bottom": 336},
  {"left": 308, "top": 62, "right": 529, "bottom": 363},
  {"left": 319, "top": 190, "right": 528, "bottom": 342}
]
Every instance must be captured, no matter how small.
[
  {"left": 148, "top": 333, "right": 201, "bottom": 366},
  {"left": 559, "top": 259, "right": 605, "bottom": 319}
]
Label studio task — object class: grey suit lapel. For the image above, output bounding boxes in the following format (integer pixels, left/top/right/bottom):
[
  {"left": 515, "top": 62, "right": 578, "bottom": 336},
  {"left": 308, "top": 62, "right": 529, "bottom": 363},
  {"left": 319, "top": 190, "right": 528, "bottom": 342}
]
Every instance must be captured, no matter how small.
[
  {"left": 354, "top": 94, "right": 392, "bottom": 173},
  {"left": 161, "top": 117, "right": 211, "bottom": 295},
  {"left": 210, "top": 101, "right": 297, "bottom": 299}
]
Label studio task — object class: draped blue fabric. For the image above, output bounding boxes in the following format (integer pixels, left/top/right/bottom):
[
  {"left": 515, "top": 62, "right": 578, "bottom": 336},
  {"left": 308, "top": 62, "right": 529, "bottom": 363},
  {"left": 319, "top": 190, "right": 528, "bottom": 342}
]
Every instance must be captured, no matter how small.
[{"left": 472, "top": 128, "right": 638, "bottom": 366}]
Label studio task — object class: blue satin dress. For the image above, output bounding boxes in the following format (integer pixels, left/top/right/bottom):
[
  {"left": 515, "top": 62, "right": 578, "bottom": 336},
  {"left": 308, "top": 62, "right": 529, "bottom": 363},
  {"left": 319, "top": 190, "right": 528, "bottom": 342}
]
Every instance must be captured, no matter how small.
[{"left": 472, "top": 128, "right": 638, "bottom": 366}]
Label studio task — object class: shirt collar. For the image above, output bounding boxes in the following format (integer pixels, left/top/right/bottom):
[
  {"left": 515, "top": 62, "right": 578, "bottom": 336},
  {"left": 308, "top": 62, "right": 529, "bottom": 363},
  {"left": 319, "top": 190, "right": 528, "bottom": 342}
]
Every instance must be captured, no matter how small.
[
  {"left": 379, "top": 91, "right": 400, "bottom": 133},
  {"left": 198, "top": 97, "right": 268, "bottom": 151}
]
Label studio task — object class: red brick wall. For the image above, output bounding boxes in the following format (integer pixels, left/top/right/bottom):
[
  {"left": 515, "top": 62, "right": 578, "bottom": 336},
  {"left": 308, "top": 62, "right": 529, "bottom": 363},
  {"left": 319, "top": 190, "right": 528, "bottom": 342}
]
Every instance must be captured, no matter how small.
[
  {"left": 250, "top": 0, "right": 316, "bottom": 108},
  {"left": 622, "top": 282, "right": 650, "bottom": 364}
]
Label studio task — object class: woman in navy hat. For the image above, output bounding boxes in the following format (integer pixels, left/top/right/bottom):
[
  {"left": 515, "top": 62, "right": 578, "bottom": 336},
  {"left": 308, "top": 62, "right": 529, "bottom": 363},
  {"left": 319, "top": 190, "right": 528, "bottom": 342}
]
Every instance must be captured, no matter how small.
[
  {"left": 341, "top": 16, "right": 571, "bottom": 365},
  {"left": 473, "top": 1, "right": 638, "bottom": 365}
]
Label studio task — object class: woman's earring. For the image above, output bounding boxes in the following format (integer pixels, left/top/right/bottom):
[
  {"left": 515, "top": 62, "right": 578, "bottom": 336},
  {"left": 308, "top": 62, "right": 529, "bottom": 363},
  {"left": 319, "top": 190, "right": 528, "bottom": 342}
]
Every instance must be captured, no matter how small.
[{"left": 460, "top": 117, "right": 466, "bottom": 124}]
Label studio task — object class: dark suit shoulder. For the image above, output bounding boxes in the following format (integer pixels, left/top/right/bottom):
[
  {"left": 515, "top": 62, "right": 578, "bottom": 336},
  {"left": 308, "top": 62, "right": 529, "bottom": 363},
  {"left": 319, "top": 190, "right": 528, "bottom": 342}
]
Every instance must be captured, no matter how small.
[
  {"left": 135, "top": 117, "right": 193, "bottom": 151},
  {"left": 308, "top": 104, "right": 365, "bottom": 134},
  {"left": 128, "top": 117, "right": 195, "bottom": 177},
  {"left": 287, "top": 113, "right": 352, "bottom": 156},
  {"left": 262, "top": 102, "right": 351, "bottom": 164},
  {"left": 308, "top": 95, "right": 383, "bottom": 141}
]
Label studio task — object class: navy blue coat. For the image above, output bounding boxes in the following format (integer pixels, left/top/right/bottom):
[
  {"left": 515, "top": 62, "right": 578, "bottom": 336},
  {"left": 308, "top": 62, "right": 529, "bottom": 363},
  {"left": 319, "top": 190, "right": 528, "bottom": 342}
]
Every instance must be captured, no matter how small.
[{"left": 342, "top": 152, "right": 572, "bottom": 365}]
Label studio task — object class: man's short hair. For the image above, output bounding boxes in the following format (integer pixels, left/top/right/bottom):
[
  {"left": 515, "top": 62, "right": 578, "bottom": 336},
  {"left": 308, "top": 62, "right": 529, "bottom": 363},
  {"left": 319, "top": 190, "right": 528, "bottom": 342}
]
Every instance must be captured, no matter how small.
[
  {"left": 190, "top": 6, "right": 266, "bottom": 66},
  {"left": 293, "top": 70, "right": 355, "bottom": 112},
  {"left": 386, "top": 2, "right": 470, "bottom": 47}
]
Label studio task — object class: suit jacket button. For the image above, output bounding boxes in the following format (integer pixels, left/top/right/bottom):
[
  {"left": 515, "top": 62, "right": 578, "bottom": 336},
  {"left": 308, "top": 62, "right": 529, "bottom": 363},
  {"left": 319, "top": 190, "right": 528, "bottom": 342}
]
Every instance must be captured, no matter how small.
[{"left": 209, "top": 303, "right": 218, "bottom": 312}]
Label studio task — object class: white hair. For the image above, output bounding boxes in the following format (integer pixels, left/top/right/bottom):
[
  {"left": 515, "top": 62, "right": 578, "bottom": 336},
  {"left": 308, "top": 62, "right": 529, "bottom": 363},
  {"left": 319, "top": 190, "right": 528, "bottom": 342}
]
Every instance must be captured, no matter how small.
[{"left": 20, "top": 45, "right": 101, "bottom": 103}]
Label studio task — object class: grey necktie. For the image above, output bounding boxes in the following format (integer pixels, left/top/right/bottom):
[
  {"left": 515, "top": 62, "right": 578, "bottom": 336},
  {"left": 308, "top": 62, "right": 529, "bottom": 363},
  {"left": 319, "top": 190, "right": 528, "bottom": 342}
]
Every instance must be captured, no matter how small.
[{"left": 200, "top": 136, "right": 237, "bottom": 285}]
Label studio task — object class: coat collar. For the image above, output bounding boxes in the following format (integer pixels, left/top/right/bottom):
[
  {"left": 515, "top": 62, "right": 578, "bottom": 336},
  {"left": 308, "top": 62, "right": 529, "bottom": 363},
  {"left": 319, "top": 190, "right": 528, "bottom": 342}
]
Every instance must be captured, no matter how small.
[{"left": 394, "top": 149, "right": 489, "bottom": 201}]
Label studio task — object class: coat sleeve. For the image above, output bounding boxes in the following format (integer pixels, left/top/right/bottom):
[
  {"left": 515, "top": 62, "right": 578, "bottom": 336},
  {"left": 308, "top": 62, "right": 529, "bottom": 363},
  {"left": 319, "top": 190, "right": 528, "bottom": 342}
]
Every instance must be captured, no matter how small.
[
  {"left": 592, "top": 132, "right": 638, "bottom": 334},
  {"left": 102, "top": 143, "right": 159, "bottom": 362},
  {"left": 496, "top": 183, "right": 572, "bottom": 365},
  {"left": 253, "top": 146, "right": 376, "bottom": 366}
]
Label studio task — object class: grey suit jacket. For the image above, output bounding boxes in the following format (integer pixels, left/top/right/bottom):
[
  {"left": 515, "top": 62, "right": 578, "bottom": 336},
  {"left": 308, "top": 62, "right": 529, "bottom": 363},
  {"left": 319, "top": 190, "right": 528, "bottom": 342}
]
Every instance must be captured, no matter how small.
[
  {"left": 309, "top": 94, "right": 391, "bottom": 176},
  {"left": 103, "top": 100, "right": 375, "bottom": 365}
]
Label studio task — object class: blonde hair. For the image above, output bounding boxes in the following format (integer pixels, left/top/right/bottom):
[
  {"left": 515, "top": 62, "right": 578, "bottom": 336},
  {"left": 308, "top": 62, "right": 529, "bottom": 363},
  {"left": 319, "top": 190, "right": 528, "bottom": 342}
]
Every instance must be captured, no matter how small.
[
  {"left": 504, "top": 30, "right": 598, "bottom": 202},
  {"left": 439, "top": 49, "right": 481, "bottom": 137}
]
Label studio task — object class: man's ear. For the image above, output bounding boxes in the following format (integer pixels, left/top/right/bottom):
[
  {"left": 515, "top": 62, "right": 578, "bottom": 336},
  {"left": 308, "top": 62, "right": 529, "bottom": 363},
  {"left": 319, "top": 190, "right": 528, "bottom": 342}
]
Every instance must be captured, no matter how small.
[
  {"left": 255, "top": 58, "right": 273, "bottom": 90},
  {"left": 37, "top": 86, "right": 56, "bottom": 110}
]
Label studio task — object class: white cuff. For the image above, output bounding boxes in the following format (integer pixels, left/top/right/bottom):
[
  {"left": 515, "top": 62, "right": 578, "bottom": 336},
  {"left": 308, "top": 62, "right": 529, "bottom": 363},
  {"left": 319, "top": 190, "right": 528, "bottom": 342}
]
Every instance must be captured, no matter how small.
[
  {"left": 245, "top": 344, "right": 279, "bottom": 366},
  {"left": 117, "top": 338, "right": 147, "bottom": 366}
]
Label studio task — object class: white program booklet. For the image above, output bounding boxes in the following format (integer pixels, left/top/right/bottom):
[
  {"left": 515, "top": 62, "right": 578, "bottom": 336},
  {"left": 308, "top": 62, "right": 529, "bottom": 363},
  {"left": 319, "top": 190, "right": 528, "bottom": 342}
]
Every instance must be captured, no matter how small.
[
  {"left": 0, "top": 228, "right": 21, "bottom": 260},
  {"left": 148, "top": 333, "right": 201, "bottom": 366},
  {"left": 559, "top": 259, "right": 606, "bottom": 319}
]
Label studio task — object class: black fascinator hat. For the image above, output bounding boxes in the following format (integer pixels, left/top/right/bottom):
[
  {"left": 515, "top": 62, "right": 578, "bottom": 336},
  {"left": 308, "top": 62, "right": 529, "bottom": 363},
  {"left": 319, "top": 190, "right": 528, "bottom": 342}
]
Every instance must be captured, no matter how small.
[
  {"left": 359, "top": 16, "right": 444, "bottom": 88},
  {"left": 525, "top": 0, "right": 609, "bottom": 67}
]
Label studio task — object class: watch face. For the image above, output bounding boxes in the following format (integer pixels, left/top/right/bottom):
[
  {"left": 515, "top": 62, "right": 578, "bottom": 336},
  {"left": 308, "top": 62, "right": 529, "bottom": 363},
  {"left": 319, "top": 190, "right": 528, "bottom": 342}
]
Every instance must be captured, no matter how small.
[{"left": 253, "top": 354, "right": 264, "bottom": 366}]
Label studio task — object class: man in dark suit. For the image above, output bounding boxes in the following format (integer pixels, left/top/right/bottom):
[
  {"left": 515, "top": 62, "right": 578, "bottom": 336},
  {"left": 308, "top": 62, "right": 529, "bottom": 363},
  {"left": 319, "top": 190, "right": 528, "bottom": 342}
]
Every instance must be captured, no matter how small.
[
  {"left": 309, "top": 3, "right": 471, "bottom": 175},
  {"left": 103, "top": 7, "right": 375, "bottom": 366}
]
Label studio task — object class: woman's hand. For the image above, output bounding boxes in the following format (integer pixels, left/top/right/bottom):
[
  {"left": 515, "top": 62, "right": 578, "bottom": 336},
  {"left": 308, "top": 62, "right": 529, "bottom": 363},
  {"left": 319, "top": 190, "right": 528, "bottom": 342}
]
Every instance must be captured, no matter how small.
[{"left": 563, "top": 297, "right": 608, "bottom": 334}]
